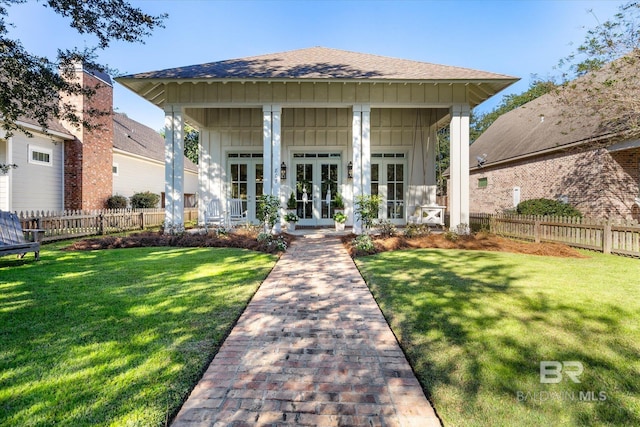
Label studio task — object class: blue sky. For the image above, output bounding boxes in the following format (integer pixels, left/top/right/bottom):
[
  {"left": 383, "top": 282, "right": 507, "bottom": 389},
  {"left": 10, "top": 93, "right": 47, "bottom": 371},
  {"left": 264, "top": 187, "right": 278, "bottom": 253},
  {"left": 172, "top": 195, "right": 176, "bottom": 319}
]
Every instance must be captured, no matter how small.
[{"left": 7, "top": 0, "right": 624, "bottom": 131}]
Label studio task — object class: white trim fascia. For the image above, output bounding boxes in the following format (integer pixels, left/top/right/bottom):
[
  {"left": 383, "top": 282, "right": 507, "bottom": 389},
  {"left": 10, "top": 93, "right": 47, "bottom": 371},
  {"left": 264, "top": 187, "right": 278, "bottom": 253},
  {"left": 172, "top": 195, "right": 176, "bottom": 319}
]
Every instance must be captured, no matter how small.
[
  {"left": 118, "top": 77, "right": 518, "bottom": 86},
  {"left": 14, "top": 120, "right": 73, "bottom": 140}
]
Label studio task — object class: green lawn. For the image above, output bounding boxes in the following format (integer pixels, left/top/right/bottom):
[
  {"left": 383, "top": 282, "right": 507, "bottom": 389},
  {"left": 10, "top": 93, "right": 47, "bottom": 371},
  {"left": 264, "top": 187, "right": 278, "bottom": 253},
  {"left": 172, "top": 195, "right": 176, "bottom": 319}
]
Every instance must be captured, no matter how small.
[
  {"left": 356, "top": 249, "right": 640, "bottom": 427},
  {"left": 0, "top": 243, "right": 276, "bottom": 426}
]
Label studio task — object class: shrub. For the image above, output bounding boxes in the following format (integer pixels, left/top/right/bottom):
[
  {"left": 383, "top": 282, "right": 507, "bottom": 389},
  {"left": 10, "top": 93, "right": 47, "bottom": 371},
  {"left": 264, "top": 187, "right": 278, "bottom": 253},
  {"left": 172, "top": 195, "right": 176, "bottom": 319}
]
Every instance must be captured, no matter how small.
[
  {"left": 106, "top": 195, "right": 127, "bottom": 209},
  {"left": 130, "top": 191, "right": 160, "bottom": 208},
  {"left": 257, "top": 195, "right": 280, "bottom": 229},
  {"left": 354, "top": 194, "right": 380, "bottom": 232},
  {"left": 403, "top": 223, "right": 431, "bottom": 238},
  {"left": 517, "top": 198, "right": 582, "bottom": 217},
  {"left": 377, "top": 219, "right": 397, "bottom": 238},
  {"left": 353, "top": 234, "right": 375, "bottom": 254},
  {"left": 333, "top": 193, "right": 345, "bottom": 209},
  {"left": 287, "top": 192, "right": 297, "bottom": 209}
]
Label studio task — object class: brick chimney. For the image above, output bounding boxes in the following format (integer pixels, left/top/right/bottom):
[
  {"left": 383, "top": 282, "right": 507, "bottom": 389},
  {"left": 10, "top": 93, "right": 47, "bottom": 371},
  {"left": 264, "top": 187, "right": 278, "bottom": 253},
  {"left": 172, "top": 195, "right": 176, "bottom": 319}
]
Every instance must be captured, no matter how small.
[{"left": 61, "top": 65, "right": 114, "bottom": 210}]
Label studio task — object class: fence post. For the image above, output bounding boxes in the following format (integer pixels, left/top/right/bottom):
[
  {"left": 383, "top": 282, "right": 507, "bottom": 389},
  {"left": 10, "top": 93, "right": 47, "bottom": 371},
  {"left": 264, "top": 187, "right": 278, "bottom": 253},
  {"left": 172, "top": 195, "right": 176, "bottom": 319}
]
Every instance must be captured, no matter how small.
[
  {"left": 99, "top": 213, "right": 105, "bottom": 235},
  {"left": 603, "top": 222, "right": 612, "bottom": 254},
  {"left": 534, "top": 220, "right": 541, "bottom": 243},
  {"left": 140, "top": 211, "right": 145, "bottom": 230}
]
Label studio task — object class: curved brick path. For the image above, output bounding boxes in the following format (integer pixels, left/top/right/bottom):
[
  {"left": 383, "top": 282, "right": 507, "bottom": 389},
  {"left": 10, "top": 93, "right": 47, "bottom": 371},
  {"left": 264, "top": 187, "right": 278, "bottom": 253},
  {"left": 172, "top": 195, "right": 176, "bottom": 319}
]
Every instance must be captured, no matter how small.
[{"left": 172, "top": 234, "right": 440, "bottom": 427}]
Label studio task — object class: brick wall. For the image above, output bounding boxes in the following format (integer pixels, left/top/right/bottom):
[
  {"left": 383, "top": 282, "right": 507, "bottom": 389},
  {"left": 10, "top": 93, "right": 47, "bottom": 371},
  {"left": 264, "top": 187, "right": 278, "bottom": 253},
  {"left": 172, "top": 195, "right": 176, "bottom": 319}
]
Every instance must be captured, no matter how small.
[
  {"left": 62, "top": 68, "right": 113, "bottom": 210},
  {"left": 469, "top": 145, "right": 640, "bottom": 220}
]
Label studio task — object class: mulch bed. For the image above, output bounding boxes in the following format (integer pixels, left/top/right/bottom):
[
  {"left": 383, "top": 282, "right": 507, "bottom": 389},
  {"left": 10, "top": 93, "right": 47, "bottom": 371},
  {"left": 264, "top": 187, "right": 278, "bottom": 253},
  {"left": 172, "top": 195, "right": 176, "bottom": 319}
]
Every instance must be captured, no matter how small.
[
  {"left": 63, "top": 229, "right": 294, "bottom": 255},
  {"left": 342, "top": 231, "right": 588, "bottom": 258},
  {"left": 63, "top": 229, "right": 585, "bottom": 259}
]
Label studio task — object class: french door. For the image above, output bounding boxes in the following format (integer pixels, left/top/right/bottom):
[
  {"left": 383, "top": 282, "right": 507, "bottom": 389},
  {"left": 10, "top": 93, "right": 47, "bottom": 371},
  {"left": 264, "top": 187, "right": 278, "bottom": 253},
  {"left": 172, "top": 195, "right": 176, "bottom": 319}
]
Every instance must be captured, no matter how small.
[
  {"left": 371, "top": 154, "right": 406, "bottom": 224},
  {"left": 293, "top": 154, "right": 341, "bottom": 226},
  {"left": 228, "top": 154, "right": 263, "bottom": 223}
]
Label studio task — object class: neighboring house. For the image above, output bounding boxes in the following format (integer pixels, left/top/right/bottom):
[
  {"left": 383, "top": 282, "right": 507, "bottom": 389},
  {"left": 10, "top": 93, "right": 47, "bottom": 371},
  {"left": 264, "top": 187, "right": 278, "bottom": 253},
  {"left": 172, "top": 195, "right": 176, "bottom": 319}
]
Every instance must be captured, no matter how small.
[
  {"left": 467, "top": 58, "right": 640, "bottom": 220},
  {"left": 0, "top": 119, "right": 73, "bottom": 212},
  {"left": 113, "top": 112, "right": 198, "bottom": 208},
  {"left": 0, "top": 65, "right": 197, "bottom": 213},
  {"left": 117, "top": 47, "right": 517, "bottom": 231}
]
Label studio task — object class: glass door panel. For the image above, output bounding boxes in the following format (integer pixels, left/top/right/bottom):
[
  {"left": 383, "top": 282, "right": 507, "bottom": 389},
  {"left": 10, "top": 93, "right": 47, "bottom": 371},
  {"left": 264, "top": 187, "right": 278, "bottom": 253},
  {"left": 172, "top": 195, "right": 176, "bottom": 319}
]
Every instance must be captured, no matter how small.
[
  {"left": 371, "top": 158, "right": 405, "bottom": 223},
  {"left": 296, "top": 163, "right": 313, "bottom": 221},
  {"left": 320, "top": 163, "right": 338, "bottom": 219},
  {"left": 229, "top": 159, "right": 262, "bottom": 223}
]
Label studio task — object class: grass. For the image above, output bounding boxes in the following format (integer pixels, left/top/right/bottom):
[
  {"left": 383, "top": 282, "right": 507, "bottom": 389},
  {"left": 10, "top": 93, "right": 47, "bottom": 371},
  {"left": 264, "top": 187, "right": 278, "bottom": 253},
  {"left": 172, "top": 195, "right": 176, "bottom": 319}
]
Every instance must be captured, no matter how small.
[
  {"left": 356, "top": 249, "right": 640, "bottom": 427},
  {"left": 0, "top": 242, "right": 276, "bottom": 426}
]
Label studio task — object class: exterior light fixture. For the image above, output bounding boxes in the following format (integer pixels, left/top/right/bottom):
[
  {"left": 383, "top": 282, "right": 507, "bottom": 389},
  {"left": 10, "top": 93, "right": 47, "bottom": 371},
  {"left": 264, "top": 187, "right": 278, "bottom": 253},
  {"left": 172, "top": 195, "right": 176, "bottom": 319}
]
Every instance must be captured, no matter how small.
[
  {"left": 347, "top": 161, "right": 353, "bottom": 179},
  {"left": 280, "top": 162, "right": 286, "bottom": 180}
]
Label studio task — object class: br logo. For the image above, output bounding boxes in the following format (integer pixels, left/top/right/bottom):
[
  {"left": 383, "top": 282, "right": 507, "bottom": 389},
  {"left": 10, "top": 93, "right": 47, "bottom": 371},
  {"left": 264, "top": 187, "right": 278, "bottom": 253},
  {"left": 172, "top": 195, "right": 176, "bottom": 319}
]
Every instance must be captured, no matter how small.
[{"left": 540, "top": 361, "right": 584, "bottom": 383}]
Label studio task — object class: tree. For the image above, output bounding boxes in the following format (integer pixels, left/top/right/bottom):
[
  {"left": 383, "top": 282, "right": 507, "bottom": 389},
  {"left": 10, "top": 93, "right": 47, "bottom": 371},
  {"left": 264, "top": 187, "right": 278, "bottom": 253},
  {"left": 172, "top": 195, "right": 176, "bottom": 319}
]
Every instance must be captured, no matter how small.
[
  {"left": 555, "top": 1, "right": 640, "bottom": 133},
  {"left": 470, "top": 79, "right": 557, "bottom": 141},
  {"left": 183, "top": 124, "right": 199, "bottom": 164},
  {"left": 0, "top": 1, "right": 166, "bottom": 137}
]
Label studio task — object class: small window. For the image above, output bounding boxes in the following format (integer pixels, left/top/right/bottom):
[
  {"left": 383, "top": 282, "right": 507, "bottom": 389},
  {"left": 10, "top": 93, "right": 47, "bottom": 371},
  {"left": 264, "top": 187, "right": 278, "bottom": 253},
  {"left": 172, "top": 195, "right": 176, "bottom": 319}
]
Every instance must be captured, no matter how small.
[
  {"left": 28, "top": 146, "right": 52, "bottom": 166},
  {"left": 478, "top": 177, "right": 488, "bottom": 188},
  {"left": 112, "top": 163, "right": 119, "bottom": 176}
]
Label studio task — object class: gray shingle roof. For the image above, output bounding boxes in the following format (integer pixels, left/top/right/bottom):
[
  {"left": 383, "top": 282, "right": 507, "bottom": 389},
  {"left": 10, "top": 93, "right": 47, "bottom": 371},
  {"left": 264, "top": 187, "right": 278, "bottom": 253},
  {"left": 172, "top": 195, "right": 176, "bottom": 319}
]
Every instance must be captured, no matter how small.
[
  {"left": 469, "top": 55, "right": 640, "bottom": 169},
  {"left": 113, "top": 112, "right": 197, "bottom": 172},
  {"left": 124, "top": 47, "right": 516, "bottom": 81}
]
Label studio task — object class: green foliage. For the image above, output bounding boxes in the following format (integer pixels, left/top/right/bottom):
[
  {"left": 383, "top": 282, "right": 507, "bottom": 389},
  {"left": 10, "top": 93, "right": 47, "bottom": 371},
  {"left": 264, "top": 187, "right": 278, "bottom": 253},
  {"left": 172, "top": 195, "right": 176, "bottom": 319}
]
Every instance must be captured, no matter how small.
[
  {"left": 470, "top": 80, "right": 557, "bottom": 141},
  {"left": 0, "top": 0, "right": 166, "bottom": 137},
  {"left": 130, "top": 191, "right": 160, "bottom": 208},
  {"left": 106, "top": 194, "right": 127, "bottom": 209},
  {"left": 284, "top": 212, "right": 299, "bottom": 222},
  {"left": 354, "top": 194, "right": 380, "bottom": 232},
  {"left": 376, "top": 219, "right": 397, "bottom": 238},
  {"left": 333, "top": 192, "right": 345, "bottom": 209},
  {"left": 287, "top": 192, "right": 297, "bottom": 209},
  {"left": 257, "top": 194, "right": 280, "bottom": 228},
  {"left": 333, "top": 212, "right": 347, "bottom": 223},
  {"left": 516, "top": 198, "right": 582, "bottom": 217},
  {"left": 352, "top": 234, "right": 375, "bottom": 254},
  {"left": 403, "top": 223, "right": 431, "bottom": 238},
  {"left": 256, "top": 232, "right": 288, "bottom": 251},
  {"left": 443, "top": 229, "right": 459, "bottom": 242},
  {"left": 183, "top": 124, "right": 199, "bottom": 164}
]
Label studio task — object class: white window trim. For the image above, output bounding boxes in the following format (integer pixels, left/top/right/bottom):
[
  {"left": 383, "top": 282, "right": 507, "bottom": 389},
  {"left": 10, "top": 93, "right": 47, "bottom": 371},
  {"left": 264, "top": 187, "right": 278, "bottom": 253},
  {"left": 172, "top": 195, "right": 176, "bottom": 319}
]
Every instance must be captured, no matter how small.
[{"left": 28, "top": 145, "right": 53, "bottom": 167}]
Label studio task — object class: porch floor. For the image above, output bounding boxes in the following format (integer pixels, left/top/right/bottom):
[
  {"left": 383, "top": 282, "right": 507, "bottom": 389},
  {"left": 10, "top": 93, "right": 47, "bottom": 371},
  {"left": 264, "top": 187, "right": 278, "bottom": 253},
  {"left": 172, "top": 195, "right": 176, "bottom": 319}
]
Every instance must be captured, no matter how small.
[{"left": 171, "top": 235, "right": 440, "bottom": 426}]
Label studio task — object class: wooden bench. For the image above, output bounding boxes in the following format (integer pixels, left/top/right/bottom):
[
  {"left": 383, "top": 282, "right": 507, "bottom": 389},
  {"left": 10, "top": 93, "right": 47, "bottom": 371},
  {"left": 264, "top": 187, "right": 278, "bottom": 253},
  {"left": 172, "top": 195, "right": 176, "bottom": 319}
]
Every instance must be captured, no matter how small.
[{"left": 0, "top": 211, "right": 44, "bottom": 261}]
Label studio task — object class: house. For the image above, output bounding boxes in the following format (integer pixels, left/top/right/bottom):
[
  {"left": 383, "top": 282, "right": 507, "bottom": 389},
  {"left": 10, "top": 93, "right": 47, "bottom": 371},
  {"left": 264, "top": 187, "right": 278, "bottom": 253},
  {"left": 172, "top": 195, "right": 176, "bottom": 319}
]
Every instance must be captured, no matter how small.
[
  {"left": 0, "top": 65, "right": 197, "bottom": 212},
  {"left": 117, "top": 47, "right": 518, "bottom": 231},
  {"left": 467, "top": 56, "right": 640, "bottom": 220}
]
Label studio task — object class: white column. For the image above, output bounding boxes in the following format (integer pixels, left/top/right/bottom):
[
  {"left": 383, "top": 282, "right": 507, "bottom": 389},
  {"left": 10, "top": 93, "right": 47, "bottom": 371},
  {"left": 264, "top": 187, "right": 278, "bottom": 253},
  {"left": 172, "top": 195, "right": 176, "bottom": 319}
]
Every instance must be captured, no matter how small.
[
  {"left": 361, "top": 105, "right": 371, "bottom": 196},
  {"left": 272, "top": 106, "right": 282, "bottom": 232},
  {"left": 262, "top": 106, "right": 273, "bottom": 196},
  {"left": 449, "top": 104, "right": 470, "bottom": 232},
  {"left": 164, "top": 106, "right": 184, "bottom": 233},
  {"left": 197, "top": 129, "right": 210, "bottom": 225},
  {"left": 352, "top": 105, "right": 363, "bottom": 234}
]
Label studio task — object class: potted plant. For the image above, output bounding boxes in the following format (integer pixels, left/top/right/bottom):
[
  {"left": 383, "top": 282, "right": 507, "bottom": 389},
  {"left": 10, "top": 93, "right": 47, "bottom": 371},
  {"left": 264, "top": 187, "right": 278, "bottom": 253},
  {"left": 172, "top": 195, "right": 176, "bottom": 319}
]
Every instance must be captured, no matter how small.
[
  {"left": 286, "top": 191, "right": 297, "bottom": 214},
  {"left": 333, "top": 211, "right": 347, "bottom": 231},
  {"left": 333, "top": 192, "right": 345, "bottom": 214},
  {"left": 284, "top": 212, "right": 299, "bottom": 232}
]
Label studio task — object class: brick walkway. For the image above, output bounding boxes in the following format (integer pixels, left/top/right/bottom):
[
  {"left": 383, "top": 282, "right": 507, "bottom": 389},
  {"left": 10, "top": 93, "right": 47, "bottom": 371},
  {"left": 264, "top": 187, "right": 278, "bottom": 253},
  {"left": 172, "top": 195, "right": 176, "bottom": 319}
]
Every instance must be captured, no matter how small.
[{"left": 172, "top": 234, "right": 440, "bottom": 427}]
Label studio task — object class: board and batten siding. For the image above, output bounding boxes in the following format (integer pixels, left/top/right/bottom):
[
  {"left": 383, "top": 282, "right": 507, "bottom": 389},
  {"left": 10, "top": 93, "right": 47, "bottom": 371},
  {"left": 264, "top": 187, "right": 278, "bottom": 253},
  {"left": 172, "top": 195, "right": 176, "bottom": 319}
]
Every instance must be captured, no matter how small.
[
  {"left": 10, "top": 133, "right": 64, "bottom": 212},
  {"left": 113, "top": 151, "right": 198, "bottom": 204},
  {"left": 167, "top": 81, "right": 468, "bottom": 114}
]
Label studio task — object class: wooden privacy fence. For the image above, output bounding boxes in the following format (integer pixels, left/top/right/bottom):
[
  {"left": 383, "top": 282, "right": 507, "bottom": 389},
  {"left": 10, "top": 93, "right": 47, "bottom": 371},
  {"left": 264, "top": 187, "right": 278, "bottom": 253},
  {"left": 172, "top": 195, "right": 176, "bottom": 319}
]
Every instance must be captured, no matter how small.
[
  {"left": 16, "top": 208, "right": 198, "bottom": 242},
  {"left": 486, "top": 214, "right": 640, "bottom": 257}
]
